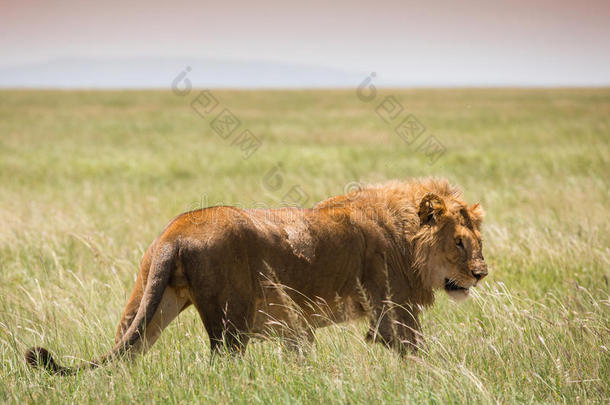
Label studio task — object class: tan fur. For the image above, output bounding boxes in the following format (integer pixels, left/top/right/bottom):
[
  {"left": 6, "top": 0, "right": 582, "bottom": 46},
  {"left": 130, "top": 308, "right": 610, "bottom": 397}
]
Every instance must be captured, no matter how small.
[{"left": 25, "top": 177, "right": 487, "bottom": 374}]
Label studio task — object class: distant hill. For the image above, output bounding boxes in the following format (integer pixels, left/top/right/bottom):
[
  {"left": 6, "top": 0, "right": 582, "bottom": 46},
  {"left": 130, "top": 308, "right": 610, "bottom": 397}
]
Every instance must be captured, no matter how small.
[{"left": 0, "top": 57, "right": 370, "bottom": 89}]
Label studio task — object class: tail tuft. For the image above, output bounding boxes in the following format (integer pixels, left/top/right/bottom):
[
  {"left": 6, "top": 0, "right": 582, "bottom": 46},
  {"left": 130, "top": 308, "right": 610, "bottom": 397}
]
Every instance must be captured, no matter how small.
[{"left": 25, "top": 347, "right": 67, "bottom": 375}]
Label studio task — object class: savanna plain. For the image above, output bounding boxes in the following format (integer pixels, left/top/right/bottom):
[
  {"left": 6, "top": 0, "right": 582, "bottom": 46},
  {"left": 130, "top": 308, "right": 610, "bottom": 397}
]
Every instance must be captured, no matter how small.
[{"left": 0, "top": 88, "right": 608, "bottom": 403}]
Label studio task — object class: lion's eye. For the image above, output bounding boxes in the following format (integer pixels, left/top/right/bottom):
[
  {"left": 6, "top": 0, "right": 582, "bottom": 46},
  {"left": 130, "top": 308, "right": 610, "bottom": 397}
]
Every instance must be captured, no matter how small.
[{"left": 456, "top": 238, "right": 464, "bottom": 249}]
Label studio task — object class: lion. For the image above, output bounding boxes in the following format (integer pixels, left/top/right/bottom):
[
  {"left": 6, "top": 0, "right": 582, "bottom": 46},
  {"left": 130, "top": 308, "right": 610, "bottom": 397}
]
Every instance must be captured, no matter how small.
[{"left": 25, "top": 177, "right": 487, "bottom": 375}]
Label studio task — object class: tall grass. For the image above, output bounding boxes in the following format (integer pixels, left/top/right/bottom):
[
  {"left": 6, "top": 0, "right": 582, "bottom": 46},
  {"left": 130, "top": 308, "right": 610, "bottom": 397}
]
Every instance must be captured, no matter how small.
[{"left": 0, "top": 89, "right": 608, "bottom": 403}]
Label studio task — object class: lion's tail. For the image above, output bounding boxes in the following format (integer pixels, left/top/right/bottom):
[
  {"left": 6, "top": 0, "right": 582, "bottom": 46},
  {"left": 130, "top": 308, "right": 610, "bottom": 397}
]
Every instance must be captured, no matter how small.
[{"left": 25, "top": 242, "right": 177, "bottom": 376}]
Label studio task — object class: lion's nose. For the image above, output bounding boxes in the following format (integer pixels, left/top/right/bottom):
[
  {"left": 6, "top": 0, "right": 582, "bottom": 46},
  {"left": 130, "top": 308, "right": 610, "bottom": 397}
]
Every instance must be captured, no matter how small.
[{"left": 472, "top": 268, "right": 488, "bottom": 281}]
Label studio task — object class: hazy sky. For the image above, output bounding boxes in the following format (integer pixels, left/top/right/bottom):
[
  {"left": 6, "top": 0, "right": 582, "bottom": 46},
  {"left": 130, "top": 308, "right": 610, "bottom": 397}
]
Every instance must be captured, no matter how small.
[{"left": 2, "top": 0, "right": 609, "bottom": 87}]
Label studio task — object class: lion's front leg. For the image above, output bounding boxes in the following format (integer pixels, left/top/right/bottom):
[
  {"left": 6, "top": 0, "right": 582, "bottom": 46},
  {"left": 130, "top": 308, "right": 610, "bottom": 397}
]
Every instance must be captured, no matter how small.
[
  {"left": 365, "top": 303, "right": 421, "bottom": 355},
  {"left": 281, "top": 325, "right": 315, "bottom": 356},
  {"left": 360, "top": 254, "right": 423, "bottom": 355}
]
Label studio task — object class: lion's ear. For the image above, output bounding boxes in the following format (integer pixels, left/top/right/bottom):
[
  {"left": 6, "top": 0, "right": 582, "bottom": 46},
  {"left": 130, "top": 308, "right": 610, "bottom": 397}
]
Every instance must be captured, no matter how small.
[
  {"left": 469, "top": 203, "right": 484, "bottom": 228},
  {"left": 418, "top": 193, "right": 447, "bottom": 226}
]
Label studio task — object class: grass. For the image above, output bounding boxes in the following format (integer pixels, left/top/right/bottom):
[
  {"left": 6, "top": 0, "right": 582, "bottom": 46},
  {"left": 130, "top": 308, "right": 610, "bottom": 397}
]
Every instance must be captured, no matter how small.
[{"left": 0, "top": 88, "right": 608, "bottom": 403}]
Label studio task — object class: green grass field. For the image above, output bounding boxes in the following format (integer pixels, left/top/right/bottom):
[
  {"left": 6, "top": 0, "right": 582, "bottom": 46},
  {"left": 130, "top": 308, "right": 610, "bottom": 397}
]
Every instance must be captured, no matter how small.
[{"left": 0, "top": 88, "right": 608, "bottom": 403}]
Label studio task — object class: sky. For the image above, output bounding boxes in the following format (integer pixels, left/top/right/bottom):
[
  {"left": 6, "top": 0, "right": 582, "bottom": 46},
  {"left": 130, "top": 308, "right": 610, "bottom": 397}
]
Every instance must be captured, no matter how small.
[{"left": 1, "top": 0, "right": 609, "bottom": 87}]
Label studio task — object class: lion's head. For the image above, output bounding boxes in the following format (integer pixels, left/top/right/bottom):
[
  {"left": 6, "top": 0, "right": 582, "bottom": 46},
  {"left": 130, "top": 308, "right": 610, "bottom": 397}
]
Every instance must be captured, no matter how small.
[{"left": 413, "top": 192, "right": 487, "bottom": 300}]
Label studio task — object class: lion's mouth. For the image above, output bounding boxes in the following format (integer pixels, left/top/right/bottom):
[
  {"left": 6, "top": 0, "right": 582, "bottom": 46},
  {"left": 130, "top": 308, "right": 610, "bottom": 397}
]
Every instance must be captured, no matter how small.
[{"left": 444, "top": 279, "right": 468, "bottom": 292}]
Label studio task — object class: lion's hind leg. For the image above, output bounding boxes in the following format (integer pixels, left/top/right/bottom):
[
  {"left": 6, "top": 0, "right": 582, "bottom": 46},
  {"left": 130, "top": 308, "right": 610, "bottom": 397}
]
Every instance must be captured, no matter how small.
[
  {"left": 192, "top": 295, "right": 256, "bottom": 356},
  {"left": 136, "top": 287, "right": 191, "bottom": 354},
  {"left": 115, "top": 242, "right": 191, "bottom": 351},
  {"left": 115, "top": 251, "right": 152, "bottom": 344}
]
